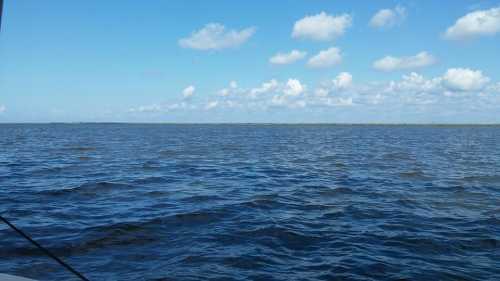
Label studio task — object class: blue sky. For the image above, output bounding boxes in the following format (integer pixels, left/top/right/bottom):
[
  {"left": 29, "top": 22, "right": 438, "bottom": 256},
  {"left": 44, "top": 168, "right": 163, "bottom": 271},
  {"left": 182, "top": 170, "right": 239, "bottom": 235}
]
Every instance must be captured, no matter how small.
[{"left": 1, "top": 0, "right": 500, "bottom": 123}]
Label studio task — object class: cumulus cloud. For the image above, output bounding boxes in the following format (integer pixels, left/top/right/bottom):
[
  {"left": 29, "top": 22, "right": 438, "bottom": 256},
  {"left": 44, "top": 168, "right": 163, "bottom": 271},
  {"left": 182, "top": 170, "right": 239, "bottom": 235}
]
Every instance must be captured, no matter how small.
[
  {"left": 444, "top": 7, "right": 500, "bottom": 40},
  {"left": 376, "top": 69, "right": 491, "bottom": 102},
  {"left": 442, "top": 68, "right": 490, "bottom": 91},
  {"left": 129, "top": 102, "right": 194, "bottom": 113},
  {"left": 315, "top": 88, "right": 330, "bottom": 97},
  {"left": 0, "top": 105, "right": 6, "bottom": 113},
  {"left": 292, "top": 12, "right": 352, "bottom": 41},
  {"left": 129, "top": 104, "right": 162, "bottom": 113},
  {"left": 269, "top": 50, "right": 307, "bottom": 65},
  {"left": 283, "top": 79, "right": 305, "bottom": 96},
  {"left": 319, "top": 97, "right": 354, "bottom": 107},
  {"left": 384, "top": 72, "right": 442, "bottom": 95},
  {"left": 221, "top": 78, "right": 308, "bottom": 108},
  {"left": 333, "top": 72, "right": 353, "bottom": 90},
  {"left": 307, "top": 47, "right": 342, "bottom": 68},
  {"left": 370, "top": 5, "right": 406, "bottom": 28},
  {"left": 249, "top": 79, "right": 280, "bottom": 98},
  {"left": 373, "top": 52, "right": 436, "bottom": 72},
  {"left": 205, "top": 101, "right": 219, "bottom": 110},
  {"left": 219, "top": 81, "right": 239, "bottom": 96},
  {"left": 130, "top": 68, "right": 498, "bottom": 116},
  {"left": 315, "top": 72, "right": 352, "bottom": 98},
  {"left": 179, "top": 23, "right": 256, "bottom": 50},
  {"left": 489, "top": 82, "right": 500, "bottom": 93},
  {"left": 182, "top": 85, "right": 196, "bottom": 99}
]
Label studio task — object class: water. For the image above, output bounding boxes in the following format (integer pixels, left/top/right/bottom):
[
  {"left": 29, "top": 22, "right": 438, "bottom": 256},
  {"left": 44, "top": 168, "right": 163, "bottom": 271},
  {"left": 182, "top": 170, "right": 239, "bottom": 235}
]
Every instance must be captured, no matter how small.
[{"left": 0, "top": 124, "right": 499, "bottom": 281}]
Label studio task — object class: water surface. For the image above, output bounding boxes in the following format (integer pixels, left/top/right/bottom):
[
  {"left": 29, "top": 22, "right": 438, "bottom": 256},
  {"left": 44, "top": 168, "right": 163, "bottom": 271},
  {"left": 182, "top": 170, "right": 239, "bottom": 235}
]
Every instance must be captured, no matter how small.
[{"left": 0, "top": 124, "right": 499, "bottom": 280}]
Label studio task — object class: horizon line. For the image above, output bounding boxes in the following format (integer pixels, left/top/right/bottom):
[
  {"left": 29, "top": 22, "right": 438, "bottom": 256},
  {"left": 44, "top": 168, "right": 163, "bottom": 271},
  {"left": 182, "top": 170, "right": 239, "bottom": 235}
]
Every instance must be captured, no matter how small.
[{"left": 1, "top": 122, "right": 500, "bottom": 126}]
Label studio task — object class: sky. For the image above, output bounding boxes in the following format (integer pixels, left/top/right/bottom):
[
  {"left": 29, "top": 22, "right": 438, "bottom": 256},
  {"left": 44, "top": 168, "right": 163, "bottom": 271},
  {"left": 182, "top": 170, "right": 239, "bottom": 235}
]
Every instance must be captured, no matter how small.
[{"left": 1, "top": 0, "right": 500, "bottom": 123}]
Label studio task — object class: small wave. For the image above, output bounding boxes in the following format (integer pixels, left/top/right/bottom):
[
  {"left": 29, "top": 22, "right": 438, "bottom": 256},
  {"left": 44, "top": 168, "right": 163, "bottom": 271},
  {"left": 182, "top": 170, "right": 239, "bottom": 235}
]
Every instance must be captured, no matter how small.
[
  {"left": 131, "top": 176, "right": 182, "bottom": 185},
  {"left": 382, "top": 235, "right": 458, "bottom": 255},
  {"left": 158, "top": 149, "right": 180, "bottom": 157},
  {"left": 39, "top": 181, "right": 134, "bottom": 197},
  {"left": 399, "top": 170, "right": 430, "bottom": 180},
  {"left": 462, "top": 175, "right": 500, "bottom": 183},
  {"left": 456, "top": 238, "right": 499, "bottom": 251},
  {"left": 318, "top": 187, "right": 355, "bottom": 197},
  {"left": 239, "top": 198, "right": 281, "bottom": 210},
  {"left": 64, "top": 146, "right": 97, "bottom": 152},
  {"left": 1, "top": 211, "right": 225, "bottom": 257},
  {"left": 236, "top": 226, "right": 320, "bottom": 250},
  {"left": 320, "top": 211, "right": 345, "bottom": 220},
  {"left": 179, "top": 195, "right": 223, "bottom": 203},
  {"left": 382, "top": 152, "right": 413, "bottom": 161}
]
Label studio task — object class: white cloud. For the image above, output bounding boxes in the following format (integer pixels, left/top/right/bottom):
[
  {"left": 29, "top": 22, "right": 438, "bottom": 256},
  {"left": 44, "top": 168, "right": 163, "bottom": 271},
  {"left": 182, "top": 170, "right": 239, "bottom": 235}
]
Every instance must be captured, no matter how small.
[
  {"left": 398, "top": 72, "right": 442, "bottom": 92},
  {"left": 219, "top": 89, "right": 230, "bottom": 97},
  {"left": 442, "top": 68, "right": 490, "bottom": 91},
  {"left": 269, "top": 50, "right": 307, "bottom": 65},
  {"left": 333, "top": 72, "right": 353, "bottom": 90},
  {"left": 322, "top": 97, "right": 354, "bottom": 107},
  {"left": 292, "top": 12, "right": 352, "bottom": 41},
  {"left": 249, "top": 79, "right": 280, "bottom": 98},
  {"left": 0, "top": 105, "right": 6, "bottom": 113},
  {"left": 315, "top": 88, "right": 330, "bottom": 97},
  {"left": 444, "top": 7, "right": 500, "bottom": 40},
  {"left": 129, "top": 104, "right": 162, "bottom": 113},
  {"left": 373, "top": 52, "right": 436, "bottom": 71},
  {"left": 283, "top": 79, "right": 305, "bottom": 96},
  {"left": 129, "top": 101, "right": 196, "bottom": 113},
  {"left": 307, "top": 47, "right": 342, "bottom": 68},
  {"left": 179, "top": 23, "right": 256, "bottom": 50},
  {"left": 489, "top": 82, "right": 500, "bottom": 93},
  {"left": 219, "top": 81, "right": 239, "bottom": 96},
  {"left": 370, "top": 5, "right": 406, "bottom": 28},
  {"left": 129, "top": 68, "right": 498, "bottom": 116},
  {"left": 205, "top": 101, "right": 219, "bottom": 110},
  {"left": 220, "top": 78, "right": 308, "bottom": 108},
  {"left": 182, "top": 85, "right": 195, "bottom": 99}
]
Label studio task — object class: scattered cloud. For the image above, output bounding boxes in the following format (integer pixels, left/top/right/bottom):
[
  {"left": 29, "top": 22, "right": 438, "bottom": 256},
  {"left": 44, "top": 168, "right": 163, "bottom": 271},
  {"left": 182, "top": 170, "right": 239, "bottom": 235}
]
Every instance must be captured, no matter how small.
[
  {"left": 129, "top": 102, "right": 195, "bottom": 113},
  {"left": 219, "top": 81, "right": 239, "bottom": 96},
  {"left": 269, "top": 50, "right": 307, "bottom": 65},
  {"left": 489, "top": 82, "right": 500, "bottom": 93},
  {"left": 315, "top": 72, "right": 353, "bottom": 98},
  {"left": 442, "top": 68, "right": 490, "bottom": 91},
  {"left": 129, "top": 104, "right": 162, "bottom": 113},
  {"left": 307, "top": 47, "right": 342, "bottom": 68},
  {"left": 205, "top": 101, "right": 219, "bottom": 110},
  {"left": 179, "top": 23, "right": 256, "bottom": 50},
  {"left": 249, "top": 79, "right": 280, "bottom": 98},
  {"left": 370, "top": 5, "right": 407, "bottom": 28},
  {"left": 333, "top": 72, "right": 353, "bottom": 90},
  {"left": 283, "top": 79, "right": 305, "bottom": 96},
  {"left": 292, "top": 12, "right": 352, "bottom": 41},
  {"left": 182, "top": 85, "right": 196, "bottom": 99},
  {"left": 130, "top": 68, "right": 497, "bottom": 115},
  {"left": 373, "top": 51, "right": 436, "bottom": 71},
  {"left": 444, "top": 7, "right": 500, "bottom": 40},
  {"left": 0, "top": 105, "right": 6, "bottom": 113}
]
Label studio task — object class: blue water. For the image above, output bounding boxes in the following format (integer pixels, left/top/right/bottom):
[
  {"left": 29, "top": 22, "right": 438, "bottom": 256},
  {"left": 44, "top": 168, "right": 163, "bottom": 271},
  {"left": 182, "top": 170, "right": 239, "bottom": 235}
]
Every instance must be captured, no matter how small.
[{"left": 0, "top": 124, "right": 499, "bottom": 281}]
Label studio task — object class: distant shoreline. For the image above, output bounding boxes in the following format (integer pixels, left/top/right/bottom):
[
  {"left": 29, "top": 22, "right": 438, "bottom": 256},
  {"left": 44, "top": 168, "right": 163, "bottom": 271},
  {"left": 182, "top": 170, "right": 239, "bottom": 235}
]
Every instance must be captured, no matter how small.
[{"left": 1, "top": 122, "right": 500, "bottom": 126}]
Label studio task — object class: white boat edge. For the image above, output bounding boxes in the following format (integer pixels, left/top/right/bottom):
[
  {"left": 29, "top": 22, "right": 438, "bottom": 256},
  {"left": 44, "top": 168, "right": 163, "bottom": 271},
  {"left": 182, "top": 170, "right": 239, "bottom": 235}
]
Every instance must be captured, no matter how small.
[{"left": 0, "top": 274, "right": 37, "bottom": 281}]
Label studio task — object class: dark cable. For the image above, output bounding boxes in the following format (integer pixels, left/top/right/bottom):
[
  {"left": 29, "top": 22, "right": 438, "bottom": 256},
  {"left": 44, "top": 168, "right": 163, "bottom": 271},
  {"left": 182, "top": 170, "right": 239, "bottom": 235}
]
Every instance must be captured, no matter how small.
[{"left": 0, "top": 215, "right": 90, "bottom": 281}]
